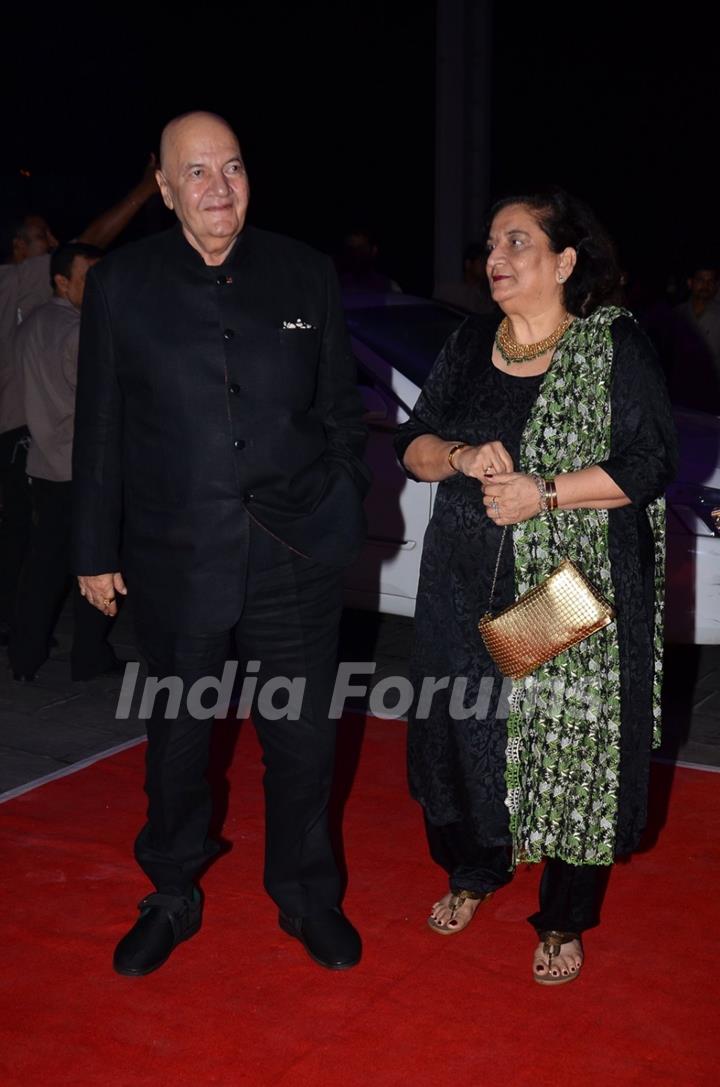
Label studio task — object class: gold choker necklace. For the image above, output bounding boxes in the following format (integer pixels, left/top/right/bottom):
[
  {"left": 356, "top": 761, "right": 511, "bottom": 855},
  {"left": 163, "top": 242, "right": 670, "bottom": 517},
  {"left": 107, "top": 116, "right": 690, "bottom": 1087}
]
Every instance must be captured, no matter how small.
[{"left": 495, "top": 313, "right": 573, "bottom": 365}]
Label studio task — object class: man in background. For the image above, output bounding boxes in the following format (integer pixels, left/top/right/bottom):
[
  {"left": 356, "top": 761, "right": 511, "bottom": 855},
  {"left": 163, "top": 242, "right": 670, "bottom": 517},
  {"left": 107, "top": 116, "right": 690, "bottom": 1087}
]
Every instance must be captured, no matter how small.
[
  {"left": 675, "top": 264, "right": 720, "bottom": 377},
  {"left": 0, "top": 159, "right": 158, "bottom": 645},
  {"left": 336, "top": 227, "right": 402, "bottom": 292},
  {"left": 9, "top": 242, "right": 119, "bottom": 682},
  {"left": 433, "top": 241, "right": 495, "bottom": 314}
]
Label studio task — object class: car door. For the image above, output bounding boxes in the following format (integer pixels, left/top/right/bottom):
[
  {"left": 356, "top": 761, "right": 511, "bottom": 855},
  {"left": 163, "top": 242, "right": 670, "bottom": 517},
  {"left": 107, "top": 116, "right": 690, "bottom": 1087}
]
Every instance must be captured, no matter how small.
[{"left": 343, "top": 360, "right": 434, "bottom": 616}]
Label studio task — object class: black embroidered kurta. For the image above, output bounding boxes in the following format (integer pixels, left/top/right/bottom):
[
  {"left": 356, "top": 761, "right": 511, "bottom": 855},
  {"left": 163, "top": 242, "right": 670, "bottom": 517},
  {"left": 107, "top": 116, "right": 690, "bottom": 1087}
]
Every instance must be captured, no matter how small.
[{"left": 395, "top": 314, "right": 678, "bottom": 855}]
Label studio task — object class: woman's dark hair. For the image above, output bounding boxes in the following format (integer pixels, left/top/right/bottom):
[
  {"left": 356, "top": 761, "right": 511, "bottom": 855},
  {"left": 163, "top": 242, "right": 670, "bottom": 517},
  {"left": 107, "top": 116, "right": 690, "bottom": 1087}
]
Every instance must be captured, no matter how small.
[{"left": 487, "top": 188, "right": 622, "bottom": 317}]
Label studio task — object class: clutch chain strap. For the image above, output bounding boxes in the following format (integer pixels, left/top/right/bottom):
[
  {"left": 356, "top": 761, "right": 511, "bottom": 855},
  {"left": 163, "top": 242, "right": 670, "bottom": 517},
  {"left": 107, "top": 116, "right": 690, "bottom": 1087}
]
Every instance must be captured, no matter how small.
[{"left": 485, "top": 514, "right": 567, "bottom": 616}]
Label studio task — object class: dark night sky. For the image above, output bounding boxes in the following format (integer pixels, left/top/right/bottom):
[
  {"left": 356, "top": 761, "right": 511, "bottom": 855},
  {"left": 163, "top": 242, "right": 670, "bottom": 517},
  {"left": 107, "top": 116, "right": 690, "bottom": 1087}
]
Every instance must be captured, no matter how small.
[
  {"left": 490, "top": 8, "right": 720, "bottom": 280},
  {"left": 2, "top": 4, "right": 718, "bottom": 292}
]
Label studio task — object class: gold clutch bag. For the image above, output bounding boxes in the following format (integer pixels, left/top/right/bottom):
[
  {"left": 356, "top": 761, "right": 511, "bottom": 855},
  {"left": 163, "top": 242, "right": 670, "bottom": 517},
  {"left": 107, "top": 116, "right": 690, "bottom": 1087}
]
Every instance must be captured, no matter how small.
[{"left": 478, "top": 528, "right": 615, "bottom": 681}]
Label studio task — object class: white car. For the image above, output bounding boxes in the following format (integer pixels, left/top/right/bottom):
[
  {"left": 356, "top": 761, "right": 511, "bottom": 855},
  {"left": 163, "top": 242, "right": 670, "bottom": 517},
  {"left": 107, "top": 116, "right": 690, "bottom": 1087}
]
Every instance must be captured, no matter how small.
[{"left": 342, "top": 293, "right": 720, "bottom": 644}]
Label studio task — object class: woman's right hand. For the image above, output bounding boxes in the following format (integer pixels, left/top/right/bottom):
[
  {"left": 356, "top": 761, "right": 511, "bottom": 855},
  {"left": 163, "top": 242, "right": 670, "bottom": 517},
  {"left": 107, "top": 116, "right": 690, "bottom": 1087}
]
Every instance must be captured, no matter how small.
[{"left": 454, "top": 441, "right": 514, "bottom": 479}]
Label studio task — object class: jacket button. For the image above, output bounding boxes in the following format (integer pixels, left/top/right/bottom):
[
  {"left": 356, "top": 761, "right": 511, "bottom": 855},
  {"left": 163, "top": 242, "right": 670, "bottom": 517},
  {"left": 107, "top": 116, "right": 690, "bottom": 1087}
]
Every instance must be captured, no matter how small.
[
  {"left": 234, "top": 439, "right": 246, "bottom": 450},
  {"left": 228, "top": 383, "right": 241, "bottom": 395},
  {"left": 244, "top": 491, "right": 255, "bottom": 502},
  {"left": 223, "top": 328, "right": 234, "bottom": 340}
]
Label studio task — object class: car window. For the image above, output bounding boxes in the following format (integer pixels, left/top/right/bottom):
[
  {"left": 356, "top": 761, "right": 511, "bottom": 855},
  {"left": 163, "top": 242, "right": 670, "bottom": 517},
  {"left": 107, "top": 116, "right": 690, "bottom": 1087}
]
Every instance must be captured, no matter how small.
[{"left": 345, "top": 304, "right": 465, "bottom": 387}]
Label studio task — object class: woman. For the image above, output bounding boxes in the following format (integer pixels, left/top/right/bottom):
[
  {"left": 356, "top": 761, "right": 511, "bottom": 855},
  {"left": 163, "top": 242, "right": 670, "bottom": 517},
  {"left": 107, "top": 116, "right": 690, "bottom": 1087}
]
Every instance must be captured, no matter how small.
[{"left": 395, "top": 189, "right": 677, "bottom": 985}]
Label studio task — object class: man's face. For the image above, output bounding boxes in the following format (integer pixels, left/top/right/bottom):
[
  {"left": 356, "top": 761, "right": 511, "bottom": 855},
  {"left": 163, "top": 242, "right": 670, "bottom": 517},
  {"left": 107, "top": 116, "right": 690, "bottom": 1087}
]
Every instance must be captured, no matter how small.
[
  {"left": 688, "top": 269, "right": 718, "bottom": 303},
  {"left": 345, "top": 233, "right": 376, "bottom": 265},
  {"left": 14, "top": 215, "right": 58, "bottom": 262},
  {"left": 55, "top": 255, "right": 99, "bottom": 309},
  {"left": 156, "top": 117, "right": 249, "bottom": 260}
]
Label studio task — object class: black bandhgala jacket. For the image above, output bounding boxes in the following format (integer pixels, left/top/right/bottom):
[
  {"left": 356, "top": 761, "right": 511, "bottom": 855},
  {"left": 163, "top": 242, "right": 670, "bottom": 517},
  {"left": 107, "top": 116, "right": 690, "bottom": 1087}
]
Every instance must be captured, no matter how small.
[{"left": 72, "top": 224, "right": 370, "bottom": 632}]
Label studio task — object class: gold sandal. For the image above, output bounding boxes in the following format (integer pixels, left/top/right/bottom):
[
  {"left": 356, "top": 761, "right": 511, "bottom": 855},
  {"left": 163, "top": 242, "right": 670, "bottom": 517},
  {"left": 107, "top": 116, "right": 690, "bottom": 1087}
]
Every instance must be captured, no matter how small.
[
  {"left": 533, "top": 930, "right": 583, "bottom": 986},
  {"left": 427, "top": 888, "right": 493, "bottom": 935}
]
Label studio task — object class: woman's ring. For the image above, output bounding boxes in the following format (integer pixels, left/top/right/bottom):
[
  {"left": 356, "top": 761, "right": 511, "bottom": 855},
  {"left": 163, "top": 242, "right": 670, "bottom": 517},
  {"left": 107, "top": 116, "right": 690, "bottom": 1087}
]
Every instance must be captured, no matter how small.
[{"left": 491, "top": 499, "right": 499, "bottom": 514}]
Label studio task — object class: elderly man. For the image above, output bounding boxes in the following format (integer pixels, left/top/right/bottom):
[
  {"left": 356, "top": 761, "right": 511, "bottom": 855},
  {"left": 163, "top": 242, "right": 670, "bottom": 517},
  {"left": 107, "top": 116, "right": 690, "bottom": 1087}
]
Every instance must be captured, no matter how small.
[{"left": 73, "top": 112, "right": 369, "bottom": 976}]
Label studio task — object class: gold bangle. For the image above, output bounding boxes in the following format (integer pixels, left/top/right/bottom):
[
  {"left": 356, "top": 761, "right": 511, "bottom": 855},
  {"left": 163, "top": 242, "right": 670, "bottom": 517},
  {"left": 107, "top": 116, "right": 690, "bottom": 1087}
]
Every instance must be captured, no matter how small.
[
  {"left": 447, "top": 442, "right": 467, "bottom": 473},
  {"left": 545, "top": 478, "right": 558, "bottom": 511}
]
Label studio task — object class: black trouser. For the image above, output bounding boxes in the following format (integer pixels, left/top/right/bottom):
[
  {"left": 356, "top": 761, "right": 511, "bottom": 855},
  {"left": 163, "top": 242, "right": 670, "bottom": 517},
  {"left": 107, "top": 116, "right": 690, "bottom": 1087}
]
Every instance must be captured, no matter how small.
[
  {"left": 527, "top": 857, "right": 605, "bottom": 934},
  {"left": 424, "top": 814, "right": 514, "bottom": 895},
  {"left": 133, "top": 521, "right": 345, "bottom": 919},
  {"left": 0, "top": 427, "right": 32, "bottom": 629},
  {"left": 425, "top": 817, "right": 605, "bottom": 934},
  {"left": 9, "top": 477, "right": 116, "bottom": 679}
]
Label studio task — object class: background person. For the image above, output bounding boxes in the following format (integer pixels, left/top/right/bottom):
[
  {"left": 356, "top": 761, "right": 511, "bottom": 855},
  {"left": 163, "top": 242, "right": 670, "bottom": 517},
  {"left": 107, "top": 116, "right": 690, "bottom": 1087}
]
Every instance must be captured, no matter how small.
[
  {"left": 9, "top": 242, "right": 119, "bottom": 682},
  {"left": 0, "top": 159, "right": 159, "bottom": 646},
  {"left": 673, "top": 263, "right": 720, "bottom": 398},
  {"left": 433, "top": 241, "right": 496, "bottom": 314},
  {"left": 396, "top": 188, "right": 677, "bottom": 985},
  {"left": 624, "top": 263, "right": 720, "bottom": 412},
  {"left": 335, "top": 227, "right": 402, "bottom": 292}
]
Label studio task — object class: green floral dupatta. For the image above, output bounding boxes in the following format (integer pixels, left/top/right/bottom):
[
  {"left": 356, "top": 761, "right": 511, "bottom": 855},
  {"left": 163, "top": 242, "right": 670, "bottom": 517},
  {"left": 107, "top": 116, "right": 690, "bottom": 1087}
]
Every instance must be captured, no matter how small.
[{"left": 505, "top": 305, "right": 665, "bottom": 866}]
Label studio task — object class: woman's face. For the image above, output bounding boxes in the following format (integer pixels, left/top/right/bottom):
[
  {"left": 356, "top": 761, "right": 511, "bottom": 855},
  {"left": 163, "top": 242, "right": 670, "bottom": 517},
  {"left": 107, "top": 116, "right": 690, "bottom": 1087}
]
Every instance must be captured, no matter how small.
[{"left": 486, "top": 204, "right": 573, "bottom": 314}]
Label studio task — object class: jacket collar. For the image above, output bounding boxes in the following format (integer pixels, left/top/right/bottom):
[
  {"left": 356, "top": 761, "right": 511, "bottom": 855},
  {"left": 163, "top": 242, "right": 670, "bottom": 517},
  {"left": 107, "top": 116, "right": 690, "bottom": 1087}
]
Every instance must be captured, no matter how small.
[{"left": 168, "top": 221, "right": 251, "bottom": 270}]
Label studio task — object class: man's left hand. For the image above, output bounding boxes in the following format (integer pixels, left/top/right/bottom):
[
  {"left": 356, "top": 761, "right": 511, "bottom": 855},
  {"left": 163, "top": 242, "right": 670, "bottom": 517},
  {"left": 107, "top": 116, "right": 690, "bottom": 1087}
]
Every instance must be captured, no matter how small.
[
  {"left": 78, "top": 571, "right": 127, "bottom": 616},
  {"left": 482, "top": 472, "right": 542, "bottom": 525}
]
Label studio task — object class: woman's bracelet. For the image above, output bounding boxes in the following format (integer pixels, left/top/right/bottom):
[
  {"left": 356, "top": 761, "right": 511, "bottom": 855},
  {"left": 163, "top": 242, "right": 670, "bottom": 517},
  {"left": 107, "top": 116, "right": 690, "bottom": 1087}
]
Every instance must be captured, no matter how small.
[
  {"left": 447, "top": 442, "right": 468, "bottom": 473},
  {"left": 530, "top": 473, "right": 547, "bottom": 513},
  {"left": 530, "top": 473, "right": 559, "bottom": 513}
]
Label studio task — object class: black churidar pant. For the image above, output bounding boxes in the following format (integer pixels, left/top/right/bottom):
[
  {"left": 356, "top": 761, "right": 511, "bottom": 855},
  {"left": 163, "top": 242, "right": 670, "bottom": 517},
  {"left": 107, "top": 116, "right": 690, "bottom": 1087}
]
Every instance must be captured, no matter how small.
[{"left": 425, "top": 817, "right": 605, "bottom": 933}]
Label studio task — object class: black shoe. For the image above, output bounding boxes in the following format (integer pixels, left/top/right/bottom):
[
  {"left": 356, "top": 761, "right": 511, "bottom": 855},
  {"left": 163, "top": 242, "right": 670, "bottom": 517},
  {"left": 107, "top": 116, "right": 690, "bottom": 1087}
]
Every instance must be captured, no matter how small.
[
  {"left": 279, "top": 907, "right": 361, "bottom": 970},
  {"left": 113, "top": 889, "right": 203, "bottom": 976}
]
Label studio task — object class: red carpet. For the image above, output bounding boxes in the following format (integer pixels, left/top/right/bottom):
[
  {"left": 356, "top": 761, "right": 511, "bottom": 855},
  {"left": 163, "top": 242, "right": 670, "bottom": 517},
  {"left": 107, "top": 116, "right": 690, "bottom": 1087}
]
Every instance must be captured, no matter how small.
[{"left": 0, "top": 716, "right": 717, "bottom": 1086}]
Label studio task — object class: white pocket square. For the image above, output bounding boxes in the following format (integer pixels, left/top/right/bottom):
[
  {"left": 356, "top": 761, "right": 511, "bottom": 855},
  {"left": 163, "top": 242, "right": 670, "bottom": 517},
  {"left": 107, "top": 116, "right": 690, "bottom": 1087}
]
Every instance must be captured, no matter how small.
[{"left": 282, "top": 318, "right": 316, "bottom": 330}]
